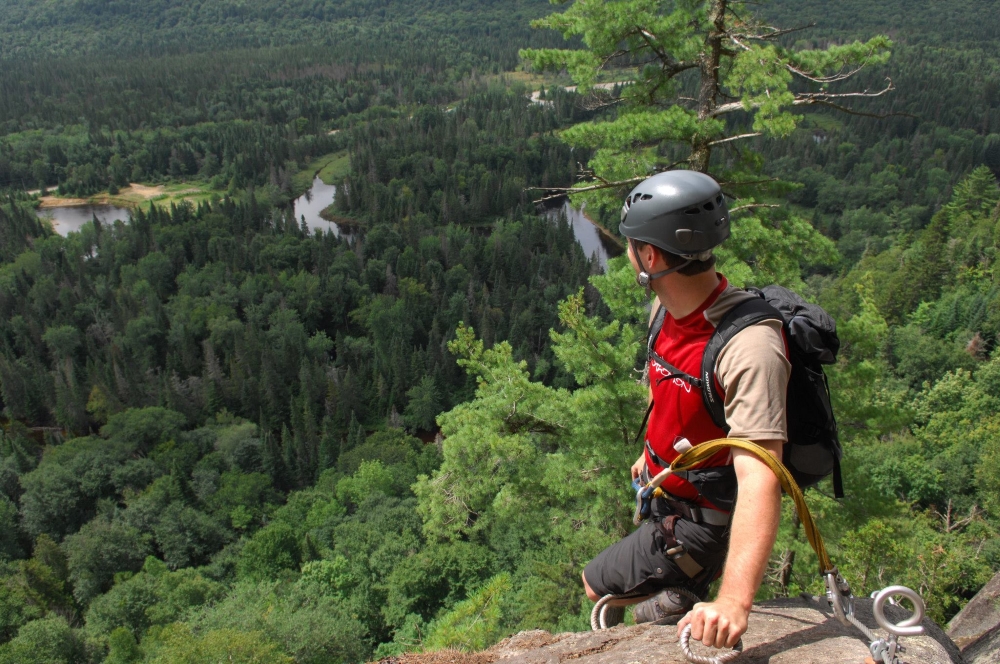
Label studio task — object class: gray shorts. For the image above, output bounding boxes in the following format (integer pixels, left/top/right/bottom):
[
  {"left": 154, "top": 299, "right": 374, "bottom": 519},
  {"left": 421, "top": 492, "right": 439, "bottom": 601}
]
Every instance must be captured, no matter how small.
[{"left": 583, "top": 516, "right": 729, "bottom": 598}]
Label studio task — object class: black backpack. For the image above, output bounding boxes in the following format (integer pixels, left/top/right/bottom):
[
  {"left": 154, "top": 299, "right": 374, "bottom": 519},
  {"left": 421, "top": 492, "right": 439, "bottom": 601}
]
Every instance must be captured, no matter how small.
[{"left": 646, "top": 285, "right": 843, "bottom": 498}]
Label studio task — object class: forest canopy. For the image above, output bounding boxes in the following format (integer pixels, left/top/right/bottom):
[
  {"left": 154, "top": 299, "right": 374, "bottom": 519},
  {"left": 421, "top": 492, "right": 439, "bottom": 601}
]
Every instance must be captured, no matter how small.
[{"left": 0, "top": 0, "right": 999, "bottom": 662}]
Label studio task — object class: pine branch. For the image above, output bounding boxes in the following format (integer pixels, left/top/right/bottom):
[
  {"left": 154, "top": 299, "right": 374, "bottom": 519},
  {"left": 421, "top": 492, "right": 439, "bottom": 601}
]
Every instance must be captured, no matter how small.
[
  {"left": 632, "top": 26, "right": 697, "bottom": 78},
  {"left": 728, "top": 34, "right": 883, "bottom": 85}
]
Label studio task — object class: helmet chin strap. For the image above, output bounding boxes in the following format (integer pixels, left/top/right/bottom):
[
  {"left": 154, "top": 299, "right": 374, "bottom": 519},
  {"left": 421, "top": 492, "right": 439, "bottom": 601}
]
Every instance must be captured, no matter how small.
[{"left": 630, "top": 240, "right": 693, "bottom": 289}]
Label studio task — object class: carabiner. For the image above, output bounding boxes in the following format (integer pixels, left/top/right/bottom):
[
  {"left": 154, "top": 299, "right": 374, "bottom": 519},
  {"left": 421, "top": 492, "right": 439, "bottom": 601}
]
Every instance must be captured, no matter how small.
[{"left": 825, "top": 570, "right": 854, "bottom": 627}]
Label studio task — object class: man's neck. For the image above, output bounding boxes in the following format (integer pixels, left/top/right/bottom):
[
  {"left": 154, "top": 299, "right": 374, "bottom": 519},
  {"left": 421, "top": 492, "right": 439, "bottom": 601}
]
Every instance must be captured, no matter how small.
[{"left": 651, "top": 270, "right": 721, "bottom": 320}]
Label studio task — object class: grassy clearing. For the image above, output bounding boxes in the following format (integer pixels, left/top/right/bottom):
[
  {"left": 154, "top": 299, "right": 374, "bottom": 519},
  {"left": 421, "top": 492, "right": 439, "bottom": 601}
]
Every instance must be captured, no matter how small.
[
  {"left": 318, "top": 152, "right": 351, "bottom": 184},
  {"left": 293, "top": 150, "right": 351, "bottom": 194}
]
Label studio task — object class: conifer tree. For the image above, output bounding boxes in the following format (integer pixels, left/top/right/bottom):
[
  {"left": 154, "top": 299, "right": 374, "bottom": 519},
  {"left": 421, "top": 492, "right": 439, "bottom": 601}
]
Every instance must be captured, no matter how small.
[{"left": 522, "top": 0, "right": 892, "bottom": 208}]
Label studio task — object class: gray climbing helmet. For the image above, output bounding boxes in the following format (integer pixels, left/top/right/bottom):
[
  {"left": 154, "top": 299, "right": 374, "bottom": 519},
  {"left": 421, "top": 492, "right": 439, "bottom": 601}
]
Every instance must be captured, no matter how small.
[{"left": 619, "top": 170, "right": 730, "bottom": 257}]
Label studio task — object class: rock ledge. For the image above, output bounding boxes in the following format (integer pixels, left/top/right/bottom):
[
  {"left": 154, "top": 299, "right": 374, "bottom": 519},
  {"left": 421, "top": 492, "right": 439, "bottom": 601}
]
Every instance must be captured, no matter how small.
[{"left": 385, "top": 596, "right": 963, "bottom": 664}]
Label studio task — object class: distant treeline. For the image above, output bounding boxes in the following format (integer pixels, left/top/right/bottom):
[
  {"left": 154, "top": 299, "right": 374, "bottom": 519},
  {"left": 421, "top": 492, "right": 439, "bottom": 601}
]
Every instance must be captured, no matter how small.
[{"left": 0, "top": 0, "right": 560, "bottom": 62}]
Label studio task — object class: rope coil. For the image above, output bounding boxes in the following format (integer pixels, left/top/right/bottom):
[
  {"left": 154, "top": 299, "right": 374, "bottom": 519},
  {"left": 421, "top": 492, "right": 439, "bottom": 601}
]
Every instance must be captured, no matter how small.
[
  {"left": 656, "top": 438, "right": 834, "bottom": 574},
  {"left": 679, "top": 625, "right": 743, "bottom": 664}
]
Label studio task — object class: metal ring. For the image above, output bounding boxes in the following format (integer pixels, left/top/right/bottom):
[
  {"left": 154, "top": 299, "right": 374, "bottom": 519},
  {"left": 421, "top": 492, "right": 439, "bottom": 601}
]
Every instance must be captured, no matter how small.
[
  {"left": 679, "top": 624, "right": 743, "bottom": 664},
  {"left": 872, "top": 586, "right": 925, "bottom": 637}
]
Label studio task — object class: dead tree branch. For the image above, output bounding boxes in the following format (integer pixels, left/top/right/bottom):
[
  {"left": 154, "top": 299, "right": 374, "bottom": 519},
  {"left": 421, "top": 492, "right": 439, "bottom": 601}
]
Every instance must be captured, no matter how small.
[
  {"left": 710, "top": 79, "right": 902, "bottom": 118},
  {"left": 730, "top": 203, "right": 780, "bottom": 214},
  {"left": 708, "top": 132, "right": 762, "bottom": 146},
  {"left": 731, "top": 23, "right": 817, "bottom": 42}
]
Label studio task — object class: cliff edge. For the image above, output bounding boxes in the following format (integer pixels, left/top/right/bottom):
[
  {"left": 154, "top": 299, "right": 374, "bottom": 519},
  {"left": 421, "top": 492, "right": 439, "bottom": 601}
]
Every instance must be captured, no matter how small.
[
  {"left": 948, "top": 571, "right": 1000, "bottom": 664},
  {"left": 382, "top": 596, "right": 964, "bottom": 664}
]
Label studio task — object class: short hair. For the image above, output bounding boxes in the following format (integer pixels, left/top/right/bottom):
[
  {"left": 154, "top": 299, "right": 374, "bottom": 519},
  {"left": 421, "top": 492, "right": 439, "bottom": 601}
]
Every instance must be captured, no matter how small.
[{"left": 632, "top": 240, "right": 716, "bottom": 276}]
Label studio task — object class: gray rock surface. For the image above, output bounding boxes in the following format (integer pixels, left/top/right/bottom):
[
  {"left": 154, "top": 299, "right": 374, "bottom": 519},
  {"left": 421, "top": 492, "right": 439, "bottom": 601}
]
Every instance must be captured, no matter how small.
[
  {"left": 386, "top": 596, "right": 963, "bottom": 664},
  {"left": 493, "top": 597, "right": 959, "bottom": 664},
  {"left": 949, "top": 571, "right": 1000, "bottom": 663},
  {"left": 962, "top": 627, "right": 1000, "bottom": 664}
]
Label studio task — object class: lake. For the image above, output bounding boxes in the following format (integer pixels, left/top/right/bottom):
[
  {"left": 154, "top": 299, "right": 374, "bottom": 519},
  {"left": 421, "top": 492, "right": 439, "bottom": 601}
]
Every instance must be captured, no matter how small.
[{"left": 36, "top": 204, "right": 131, "bottom": 236}]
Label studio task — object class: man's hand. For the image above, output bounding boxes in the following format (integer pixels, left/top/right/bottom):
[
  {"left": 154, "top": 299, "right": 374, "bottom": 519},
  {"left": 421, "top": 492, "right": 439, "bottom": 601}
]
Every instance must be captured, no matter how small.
[
  {"left": 677, "top": 597, "right": 749, "bottom": 649},
  {"left": 631, "top": 454, "right": 645, "bottom": 480}
]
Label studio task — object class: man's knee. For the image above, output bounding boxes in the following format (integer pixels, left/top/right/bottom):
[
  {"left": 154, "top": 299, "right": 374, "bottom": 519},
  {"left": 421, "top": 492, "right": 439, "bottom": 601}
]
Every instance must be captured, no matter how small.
[{"left": 582, "top": 571, "right": 601, "bottom": 602}]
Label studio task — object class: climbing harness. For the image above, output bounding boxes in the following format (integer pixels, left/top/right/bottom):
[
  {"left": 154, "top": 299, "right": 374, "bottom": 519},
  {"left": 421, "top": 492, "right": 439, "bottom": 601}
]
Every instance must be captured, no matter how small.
[{"left": 593, "top": 438, "right": 927, "bottom": 664}]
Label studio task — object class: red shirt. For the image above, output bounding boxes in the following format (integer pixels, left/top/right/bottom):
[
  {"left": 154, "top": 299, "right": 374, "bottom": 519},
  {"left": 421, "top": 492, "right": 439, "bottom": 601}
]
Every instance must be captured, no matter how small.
[{"left": 645, "top": 277, "right": 733, "bottom": 508}]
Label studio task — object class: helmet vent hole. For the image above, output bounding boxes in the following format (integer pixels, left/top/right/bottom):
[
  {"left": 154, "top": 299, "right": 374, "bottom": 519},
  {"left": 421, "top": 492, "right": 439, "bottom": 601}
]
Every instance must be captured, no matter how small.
[
  {"left": 703, "top": 202, "right": 715, "bottom": 211},
  {"left": 716, "top": 195, "right": 723, "bottom": 204},
  {"left": 640, "top": 194, "right": 652, "bottom": 200},
  {"left": 684, "top": 207, "right": 700, "bottom": 215}
]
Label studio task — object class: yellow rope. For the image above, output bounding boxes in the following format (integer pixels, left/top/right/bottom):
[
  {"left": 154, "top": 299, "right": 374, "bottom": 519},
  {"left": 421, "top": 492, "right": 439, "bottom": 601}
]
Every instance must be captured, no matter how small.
[{"left": 666, "top": 438, "right": 834, "bottom": 575}]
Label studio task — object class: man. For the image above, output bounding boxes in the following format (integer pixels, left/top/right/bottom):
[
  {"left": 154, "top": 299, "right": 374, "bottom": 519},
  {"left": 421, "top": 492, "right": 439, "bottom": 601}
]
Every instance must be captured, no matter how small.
[{"left": 581, "top": 170, "right": 790, "bottom": 650}]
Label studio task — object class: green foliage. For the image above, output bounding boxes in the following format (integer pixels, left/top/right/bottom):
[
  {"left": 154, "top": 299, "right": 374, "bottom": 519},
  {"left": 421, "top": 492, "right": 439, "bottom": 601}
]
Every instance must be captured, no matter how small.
[
  {"left": 63, "top": 518, "right": 151, "bottom": 605},
  {"left": 0, "top": 616, "right": 85, "bottom": 664},
  {"left": 404, "top": 376, "right": 444, "bottom": 431},
  {"left": 185, "top": 580, "right": 368, "bottom": 664},
  {"left": 143, "top": 624, "right": 292, "bottom": 664},
  {"left": 19, "top": 437, "right": 133, "bottom": 540},
  {"left": 0, "top": 498, "right": 21, "bottom": 562},
  {"left": 101, "top": 408, "right": 187, "bottom": 455},
  {"left": 381, "top": 542, "right": 495, "bottom": 630},
  {"left": 236, "top": 523, "right": 301, "bottom": 582},
  {"left": 423, "top": 573, "right": 512, "bottom": 652},
  {"left": 1, "top": 1, "right": 999, "bottom": 658},
  {"left": 85, "top": 557, "right": 225, "bottom": 641},
  {"left": 105, "top": 627, "right": 143, "bottom": 664},
  {"left": 522, "top": 0, "right": 889, "bottom": 187}
]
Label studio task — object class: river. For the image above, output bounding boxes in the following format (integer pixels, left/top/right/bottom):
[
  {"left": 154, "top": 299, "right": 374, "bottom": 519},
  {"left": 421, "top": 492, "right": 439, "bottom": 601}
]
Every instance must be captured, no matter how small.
[
  {"left": 34, "top": 183, "right": 615, "bottom": 269},
  {"left": 35, "top": 176, "right": 341, "bottom": 238},
  {"left": 290, "top": 176, "right": 340, "bottom": 236},
  {"left": 546, "top": 200, "right": 622, "bottom": 270}
]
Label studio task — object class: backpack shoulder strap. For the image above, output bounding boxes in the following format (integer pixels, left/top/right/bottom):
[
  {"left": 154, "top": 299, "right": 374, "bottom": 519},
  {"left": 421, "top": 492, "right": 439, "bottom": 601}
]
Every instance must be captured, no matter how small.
[
  {"left": 700, "top": 295, "right": 783, "bottom": 431},
  {"left": 647, "top": 303, "right": 703, "bottom": 389},
  {"left": 648, "top": 304, "right": 666, "bottom": 354}
]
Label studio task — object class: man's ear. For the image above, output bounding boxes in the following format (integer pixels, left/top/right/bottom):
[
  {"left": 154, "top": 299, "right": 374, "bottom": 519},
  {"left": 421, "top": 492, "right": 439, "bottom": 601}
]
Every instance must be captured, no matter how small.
[{"left": 641, "top": 244, "right": 663, "bottom": 270}]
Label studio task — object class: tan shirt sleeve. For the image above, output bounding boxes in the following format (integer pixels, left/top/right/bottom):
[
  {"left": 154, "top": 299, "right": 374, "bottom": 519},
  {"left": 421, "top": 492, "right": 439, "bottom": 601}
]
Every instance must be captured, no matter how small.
[{"left": 715, "top": 319, "right": 791, "bottom": 441}]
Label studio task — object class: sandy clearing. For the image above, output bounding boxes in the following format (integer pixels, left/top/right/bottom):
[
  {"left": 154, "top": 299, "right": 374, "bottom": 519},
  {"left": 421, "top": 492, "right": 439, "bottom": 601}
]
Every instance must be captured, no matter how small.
[
  {"left": 127, "top": 183, "right": 166, "bottom": 198},
  {"left": 38, "top": 196, "right": 89, "bottom": 208}
]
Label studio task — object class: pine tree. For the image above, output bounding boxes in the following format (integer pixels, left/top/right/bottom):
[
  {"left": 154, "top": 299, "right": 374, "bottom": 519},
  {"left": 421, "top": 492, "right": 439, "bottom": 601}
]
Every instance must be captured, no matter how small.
[{"left": 521, "top": 0, "right": 892, "bottom": 206}]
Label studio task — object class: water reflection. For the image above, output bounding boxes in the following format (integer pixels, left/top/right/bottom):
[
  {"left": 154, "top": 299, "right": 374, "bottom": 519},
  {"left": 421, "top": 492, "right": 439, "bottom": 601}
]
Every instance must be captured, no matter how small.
[
  {"left": 36, "top": 205, "right": 131, "bottom": 236},
  {"left": 292, "top": 176, "right": 340, "bottom": 236},
  {"left": 546, "top": 200, "right": 622, "bottom": 270}
]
